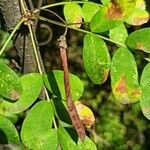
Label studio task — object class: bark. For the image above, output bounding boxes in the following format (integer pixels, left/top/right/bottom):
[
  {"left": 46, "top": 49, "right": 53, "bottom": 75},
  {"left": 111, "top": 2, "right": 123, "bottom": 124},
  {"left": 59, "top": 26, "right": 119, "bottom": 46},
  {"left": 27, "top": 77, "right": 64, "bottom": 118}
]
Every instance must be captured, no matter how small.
[{"left": 0, "top": 0, "right": 45, "bottom": 73}]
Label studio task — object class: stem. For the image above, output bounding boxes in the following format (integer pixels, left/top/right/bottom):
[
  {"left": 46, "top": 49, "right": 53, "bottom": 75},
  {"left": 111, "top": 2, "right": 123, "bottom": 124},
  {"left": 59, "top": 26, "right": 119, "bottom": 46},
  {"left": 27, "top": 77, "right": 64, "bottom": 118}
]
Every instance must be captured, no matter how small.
[
  {"left": 39, "top": 16, "right": 127, "bottom": 48},
  {"left": 28, "top": 24, "right": 43, "bottom": 74},
  {"left": 34, "top": 1, "right": 101, "bottom": 13},
  {"left": 59, "top": 35, "right": 85, "bottom": 141},
  {"left": 0, "top": 18, "right": 24, "bottom": 56},
  {"left": 28, "top": 23, "right": 57, "bottom": 129},
  {"left": 20, "top": 0, "right": 27, "bottom": 15},
  {"left": 42, "top": 9, "right": 66, "bottom": 24}
]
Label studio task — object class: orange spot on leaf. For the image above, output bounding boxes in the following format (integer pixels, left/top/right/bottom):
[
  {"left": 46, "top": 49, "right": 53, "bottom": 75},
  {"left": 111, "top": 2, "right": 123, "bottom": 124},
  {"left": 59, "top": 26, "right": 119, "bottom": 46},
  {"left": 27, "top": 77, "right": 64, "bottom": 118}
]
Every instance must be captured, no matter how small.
[
  {"left": 10, "top": 90, "right": 20, "bottom": 100},
  {"left": 131, "top": 89, "right": 141, "bottom": 97},
  {"left": 115, "top": 76, "right": 127, "bottom": 93},
  {"left": 136, "top": 42, "right": 145, "bottom": 51}
]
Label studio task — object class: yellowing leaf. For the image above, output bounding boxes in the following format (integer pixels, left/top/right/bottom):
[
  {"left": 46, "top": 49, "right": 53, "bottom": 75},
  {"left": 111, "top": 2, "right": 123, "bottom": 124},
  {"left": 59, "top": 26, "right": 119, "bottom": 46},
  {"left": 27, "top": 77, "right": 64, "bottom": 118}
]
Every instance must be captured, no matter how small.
[
  {"left": 90, "top": 0, "right": 136, "bottom": 32},
  {"left": 106, "top": 0, "right": 136, "bottom": 20},
  {"left": 125, "top": 28, "right": 150, "bottom": 53},
  {"left": 111, "top": 47, "right": 141, "bottom": 104},
  {"left": 75, "top": 101, "right": 95, "bottom": 128},
  {"left": 64, "top": 3, "right": 82, "bottom": 28},
  {"left": 126, "top": 0, "right": 149, "bottom": 25}
]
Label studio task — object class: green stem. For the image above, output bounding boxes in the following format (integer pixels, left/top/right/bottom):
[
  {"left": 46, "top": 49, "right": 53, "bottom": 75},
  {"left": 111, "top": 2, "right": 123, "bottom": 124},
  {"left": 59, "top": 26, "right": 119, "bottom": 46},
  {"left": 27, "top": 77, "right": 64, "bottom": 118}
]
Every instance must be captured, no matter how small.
[
  {"left": 28, "top": 24, "right": 43, "bottom": 74},
  {"left": 39, "top": 16, "right": 127, "bottom": 48},
  {"left": 34, "top": 1, "right": 101, "bottom": 13},
  {"left": 0, "top": 18, "right": 24, "bottom": 56},
  {"left": 20, "top": 0, "right": 27, "bottom": 15},
  {"left": 28, "top": 23, "right": 57, "bottom": 129}
]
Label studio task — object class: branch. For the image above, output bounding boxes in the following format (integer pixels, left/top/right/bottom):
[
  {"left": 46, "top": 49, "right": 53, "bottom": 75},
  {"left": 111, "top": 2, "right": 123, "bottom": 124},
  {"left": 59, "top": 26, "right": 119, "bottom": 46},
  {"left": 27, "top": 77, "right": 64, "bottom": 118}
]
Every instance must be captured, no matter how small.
[{"left": 58, "top": 35, "right": 86, "bottom": 141}]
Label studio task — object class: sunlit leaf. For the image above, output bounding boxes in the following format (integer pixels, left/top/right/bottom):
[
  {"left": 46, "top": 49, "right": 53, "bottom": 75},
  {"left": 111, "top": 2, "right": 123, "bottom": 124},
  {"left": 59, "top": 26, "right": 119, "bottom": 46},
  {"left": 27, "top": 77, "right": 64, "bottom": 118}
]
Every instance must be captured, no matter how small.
[
  {"left": 109, "top": 23, "right": 128, "bottom": 45},
  {"left": 44, "top": 70, "right": 84, "bottom": 100},
  {"left": 6, "top": 73, "right": 43, "bottom": 114},
  {"left": 90, "top": 6, "right": 122, "bottom": 32},
  {"left": 83, "top": 33, "right": 110, "bottom": 84},
  {"left": 64, "top": 3, "right": 82, "bottom": 28},
  {"left": 111, "top": 47, "right": 141, "bottom": 104},
  {"left": 21, "top": 101, "right": 54, "bottom": 149},
  {"left": 126, "top": 0, "right": 149, "bottom": 25},
  {"left": 125, "top": 28, "right": 150, "bottom": 53},
  {"left": 0, "top": 115, "right": 20, "bottom": 144},
  {"left": 0, "top": 62, "right": 22, "bottom": 100},
  {"left": 126, "top": 8, "right": 149, "bottom": 26},
  {"left": 82, "top": 3, "right": 100, "bottom": 22},
  {"left": 140, "top": 63, "right": 150, "bottom": 119},
  {"left": 90, "top": 0, "right": 136, "bottom": 32}
]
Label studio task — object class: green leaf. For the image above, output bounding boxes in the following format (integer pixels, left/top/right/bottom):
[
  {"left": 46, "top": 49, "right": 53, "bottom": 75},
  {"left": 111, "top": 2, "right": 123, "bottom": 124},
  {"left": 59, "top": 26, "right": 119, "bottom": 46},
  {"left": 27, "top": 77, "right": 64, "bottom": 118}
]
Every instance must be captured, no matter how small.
[
  {"left": 0, "top": 62, "right": 22, "bottom": 100},
  {"left": 101, "top": 0, "right": 111, "bottom": 5},
  {"left": 64, "top": 3, "right": 82, "bottom": 28},
  {"left": 141, "top": 63, "right": 150, "bottom": 88},
  {"left": 109, "top": 23, "right": 128, "bottom": 45},
  {"left": 90, "top": 0, "right": 136, "bottom": 32},
  {"left": 111, "top": 47, "right": 141, "bottom": 104},
  {"left": 57, "top": 127, "right": 96, "bottom": 150},
  {"left": 77, "top": 136, "right": 97, "bottom": 150},
  {"left": 125, "top": 0, "right": 149, "bottom": 25},
  {"left": 125, "top": 28, "right": 150, "bottom": 53},
  {"left": 90, "top": 6, "right": 122, "bottom": 33},
  {"left": 21, "top": 101, "right": 54, "bottom": 149},
  {"left": 57, "top": 127, "right": 78, "bottom": 150},
  {"left": 0, "top": 99, "right": 19, "bottom": 123},
  {"left": 6, "top": 73, "right": 43, "bottom": 114},
  {"left": 0, "top": 115, "right": 20, "bottom": 144},
  {"left": 44, "top": 70, "right": 84, "bottom": 100},
  {"left": 140, "top": 63, "right": 150, "bottom": 119},
  {"left": 83, "top": 33, "right": 110, "bottom": 84},
  {"left": 82, "top": 3, "right": 100, "bottom": 22}
]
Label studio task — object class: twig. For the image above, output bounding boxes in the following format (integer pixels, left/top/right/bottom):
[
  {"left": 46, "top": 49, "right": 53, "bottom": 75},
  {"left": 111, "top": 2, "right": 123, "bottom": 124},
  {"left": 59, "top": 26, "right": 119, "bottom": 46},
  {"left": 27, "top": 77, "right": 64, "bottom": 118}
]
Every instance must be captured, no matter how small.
[
  {"left": 58, "top": 34, "right": 86, "bottom": 141},
  {"left": 39, "top": 16, "right": 127, "bottom": 48},
  {"left": 0, "top": 18, "right": 24, "bottom": 56}
]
